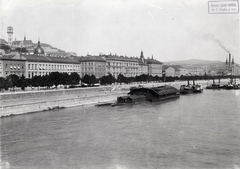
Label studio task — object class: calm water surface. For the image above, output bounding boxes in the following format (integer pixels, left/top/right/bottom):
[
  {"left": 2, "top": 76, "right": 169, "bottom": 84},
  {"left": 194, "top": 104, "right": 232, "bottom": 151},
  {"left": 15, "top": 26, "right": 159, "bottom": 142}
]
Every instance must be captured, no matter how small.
[{"left": 1, "top": 89, "right": 240, "bottom": 169}]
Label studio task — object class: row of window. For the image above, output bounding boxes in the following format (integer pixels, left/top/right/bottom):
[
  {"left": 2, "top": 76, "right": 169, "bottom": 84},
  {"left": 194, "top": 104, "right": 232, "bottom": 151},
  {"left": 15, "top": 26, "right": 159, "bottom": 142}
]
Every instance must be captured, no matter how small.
[
  {"left": 5, "top": 72, "right": 24, "bottom": 76},
  {"left": 5, "top": 64, "right": 24, "bottom": 70},
  {"left": 109, "top": 62, "right": 138, "bottom": 67},
  {"left": 28, "top": 64, "right": 80, "bottom": 70},
  {"left": 28, "top": 71, "right": 81, "bottom": 78}
]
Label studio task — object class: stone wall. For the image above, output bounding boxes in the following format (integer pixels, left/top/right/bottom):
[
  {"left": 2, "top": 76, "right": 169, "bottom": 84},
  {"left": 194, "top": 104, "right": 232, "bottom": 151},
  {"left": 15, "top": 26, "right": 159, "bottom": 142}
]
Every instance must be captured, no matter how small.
[
  {"left": 0, "top": 86, "right": 112, "bottom": 100},
  {"left": 0, "top": 92, "right": 122, "bottom": 117}
]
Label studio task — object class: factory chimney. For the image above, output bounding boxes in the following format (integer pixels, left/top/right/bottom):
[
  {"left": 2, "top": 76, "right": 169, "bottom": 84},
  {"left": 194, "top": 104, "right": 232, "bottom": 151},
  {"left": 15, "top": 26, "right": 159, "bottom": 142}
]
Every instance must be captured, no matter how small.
[{"left": 229, "top": 53, "right": 231, "bottom": 70}]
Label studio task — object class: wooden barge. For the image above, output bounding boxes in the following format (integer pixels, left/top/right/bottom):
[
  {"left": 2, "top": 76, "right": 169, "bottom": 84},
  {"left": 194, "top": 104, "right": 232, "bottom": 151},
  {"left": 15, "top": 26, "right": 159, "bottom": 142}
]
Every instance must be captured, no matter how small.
[{"left": 112, "top": 85, "right": 180, "bottom": 106}]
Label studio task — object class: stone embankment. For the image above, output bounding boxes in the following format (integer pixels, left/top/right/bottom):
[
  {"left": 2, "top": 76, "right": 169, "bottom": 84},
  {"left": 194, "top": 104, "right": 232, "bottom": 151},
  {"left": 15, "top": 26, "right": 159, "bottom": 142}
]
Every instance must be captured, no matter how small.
[
  {"left": 0, "top": 80, "right": 220, "bottom": 117},
  {"left": 0, "top": 86, "right": 128, "bottom": 117}
]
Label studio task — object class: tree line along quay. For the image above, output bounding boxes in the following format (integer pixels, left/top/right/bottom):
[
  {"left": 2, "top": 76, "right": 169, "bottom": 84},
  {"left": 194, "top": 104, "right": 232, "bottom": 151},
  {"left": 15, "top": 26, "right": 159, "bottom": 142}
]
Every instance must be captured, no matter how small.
[
  {"left": 1, "top": 70, "right": 239, "bottom": 93},
  {"left": 1, "top": 26, "right": 240, "bottom": 93}
]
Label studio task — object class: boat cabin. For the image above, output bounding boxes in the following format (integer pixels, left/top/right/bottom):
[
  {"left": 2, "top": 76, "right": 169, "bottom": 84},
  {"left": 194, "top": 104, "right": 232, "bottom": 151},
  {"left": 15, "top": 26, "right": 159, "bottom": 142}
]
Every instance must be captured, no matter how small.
[{"left": 117, "top": 95, "right": 146, "bottom": 104}]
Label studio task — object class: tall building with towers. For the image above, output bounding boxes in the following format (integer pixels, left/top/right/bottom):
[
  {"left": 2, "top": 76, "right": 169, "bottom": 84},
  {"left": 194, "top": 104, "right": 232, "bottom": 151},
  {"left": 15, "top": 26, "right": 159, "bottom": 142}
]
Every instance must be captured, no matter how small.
[
  {"left": 225, "top": 53, "right": 234, "bottom": 71},
  {"left": 7, "top": 26, "right": 13, "bottom": 46}
]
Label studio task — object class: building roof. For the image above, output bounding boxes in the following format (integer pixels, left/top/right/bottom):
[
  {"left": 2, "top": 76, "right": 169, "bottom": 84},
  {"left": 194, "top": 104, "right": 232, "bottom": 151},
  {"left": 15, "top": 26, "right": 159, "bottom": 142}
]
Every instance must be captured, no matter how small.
[
  {"left": 146, "top": 59, "right": 163, "bottom": 65},
  {"left": 163, "top": 65, "right": 184, "bottom": 71},
  {"left": 12, "top": 40, "right": 34, "bottom": 46},
  {"left": 46, "top": 55, "right": 79, "bottom": 64},
  {"left": 20, "top": 54, "right": 79, "bottom": 64},
  {"left": 0, "top": 54, "right": 26, "bottom": 61},
  {"left": 0, "top": 54, "right": 15, "bottom": 60},
  {"left": 102, "top": 55, "right": 138, "bottom": 62},
  {"left": 0, "top": 39, "right": 8, "bottom": 45},
  {"left": 74, "top": 56, "right": 106, "bottom": 62}
]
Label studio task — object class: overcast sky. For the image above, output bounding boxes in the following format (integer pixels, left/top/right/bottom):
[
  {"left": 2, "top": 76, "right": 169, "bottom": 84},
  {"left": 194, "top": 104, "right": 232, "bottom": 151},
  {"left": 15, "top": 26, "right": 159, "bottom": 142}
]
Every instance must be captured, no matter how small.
[{"left": 0, "top": 0, "right": 239, "bottom": 63}]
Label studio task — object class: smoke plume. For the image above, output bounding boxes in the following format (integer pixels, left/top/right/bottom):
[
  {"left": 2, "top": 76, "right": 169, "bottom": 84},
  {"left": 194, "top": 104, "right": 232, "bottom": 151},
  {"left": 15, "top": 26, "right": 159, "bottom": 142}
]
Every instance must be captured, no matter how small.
[{"left": 204, "top": 34, "right": 230, "bottom": 54}]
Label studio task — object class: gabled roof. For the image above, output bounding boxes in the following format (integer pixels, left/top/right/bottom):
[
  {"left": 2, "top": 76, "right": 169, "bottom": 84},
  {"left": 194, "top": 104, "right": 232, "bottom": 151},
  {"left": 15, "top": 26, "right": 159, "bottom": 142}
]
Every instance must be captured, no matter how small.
[{"left": 163, "top": 65, "right": 184, "bottom": 71}]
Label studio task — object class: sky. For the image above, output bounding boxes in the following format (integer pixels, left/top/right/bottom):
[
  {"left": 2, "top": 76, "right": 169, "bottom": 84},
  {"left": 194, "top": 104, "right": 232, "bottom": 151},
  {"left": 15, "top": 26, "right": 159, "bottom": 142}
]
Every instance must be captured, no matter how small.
[{"left": 0, "top": 0, "right": 239, "bottom": 63}]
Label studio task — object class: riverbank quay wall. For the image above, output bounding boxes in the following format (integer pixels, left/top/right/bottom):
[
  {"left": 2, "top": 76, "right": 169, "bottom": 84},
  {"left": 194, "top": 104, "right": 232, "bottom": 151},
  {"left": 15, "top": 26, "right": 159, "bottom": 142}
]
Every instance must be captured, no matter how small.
[
  {"left": 0, "top": 86, "right": 128, "bottom": 117},
  {"left": 0, "top": 86, "right": 114, "bottom": 100},
  {"left": 0, "top": 80, "right": 218, "bottom": 117}
]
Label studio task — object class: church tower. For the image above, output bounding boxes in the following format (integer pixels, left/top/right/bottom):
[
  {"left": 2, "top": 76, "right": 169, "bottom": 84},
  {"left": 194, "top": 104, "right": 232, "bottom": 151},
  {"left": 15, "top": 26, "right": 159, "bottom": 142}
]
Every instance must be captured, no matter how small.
[
  {"left": 140, "top": 50, "right": 144, "bottom": 63},
  {"left": 225, "top": 56, "right": 229, "bottom": 70},
  {"left": 7, "top": 26, "right": 13, "bottom": 46}
]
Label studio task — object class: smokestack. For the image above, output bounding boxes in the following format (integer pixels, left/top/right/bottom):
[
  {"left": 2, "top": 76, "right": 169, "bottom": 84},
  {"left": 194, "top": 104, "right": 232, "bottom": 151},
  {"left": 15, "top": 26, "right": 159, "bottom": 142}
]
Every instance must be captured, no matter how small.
[{"left": 229, "top": 53, "right": 231, "bottom": 69}]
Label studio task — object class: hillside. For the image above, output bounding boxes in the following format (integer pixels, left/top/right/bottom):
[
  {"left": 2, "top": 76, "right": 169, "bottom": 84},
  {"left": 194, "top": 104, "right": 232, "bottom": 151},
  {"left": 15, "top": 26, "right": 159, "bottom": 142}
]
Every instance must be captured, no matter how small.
[
  {"left": 163, "top": 59, "right": 223, "bottom": 65},
  {"left": 163, "top": 59, "right": 229, "bottom": 71}
]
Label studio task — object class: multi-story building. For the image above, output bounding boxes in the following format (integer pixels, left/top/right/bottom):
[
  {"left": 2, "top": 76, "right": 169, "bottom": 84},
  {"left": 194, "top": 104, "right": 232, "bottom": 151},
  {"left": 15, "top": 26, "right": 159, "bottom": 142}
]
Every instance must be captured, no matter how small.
[
  {"left": 163, "top": 65, "right": 186, "bottom": 77},
  {"left": 1, "top": 29, "right": 164, "bottom": 80},
  {"left": 74, "top": 55, "right": 106, "bottom": 78},
  {"left": 101, "top": 54, "right": 139, "bottom": 78},
  {"left": 0, "top": 40, "right": 81, "bottom": 78},
  {"left": 146, "top": 56, "right": 163, "bottom": 77},
  {"left": 0, "top": 53, "right": 26, "bottom": 78},
  {"left": 187, "top": 68, "right": 205, "bottom": 76}
]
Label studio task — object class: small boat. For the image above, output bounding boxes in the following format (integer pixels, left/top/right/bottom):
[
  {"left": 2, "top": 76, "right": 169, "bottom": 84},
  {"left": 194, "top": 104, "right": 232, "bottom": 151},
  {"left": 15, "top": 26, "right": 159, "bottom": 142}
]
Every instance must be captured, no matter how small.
[
  {"left": 111, "top": 95, "right": 146, "bottom": 106},
  {"left": 179, "top": 79, "right": 194, "bottom": 94},
  {"left": 206, "top": 83, "right": 223, "bottom": 89},
  {"left": 224, "top": 78, "right": 240, "bottom": 90},
  {"left": 180, "top": 84, "right": 193, "bottom": 94},
  {"left": 206, "top": 79, "right": 224, "bottom": 89},
  {"left": 224, "top": 84, "right": 234, "bottom": 90},
  {"left": 193, "top": 83, "right": 203, "bottom": 93},
  {"left": 112, "top": 85, "right": 180, "bottom": 106},
  {"left": 95, "top": 101, "right": 114, "bottom": 106}
]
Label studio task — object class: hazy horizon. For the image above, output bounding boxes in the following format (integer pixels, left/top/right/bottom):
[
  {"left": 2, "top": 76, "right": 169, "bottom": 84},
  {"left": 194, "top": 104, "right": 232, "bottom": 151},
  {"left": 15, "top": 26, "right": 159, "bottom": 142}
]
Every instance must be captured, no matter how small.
[{"left": 1, "top": 0, "right": 239, "bottom": 63}]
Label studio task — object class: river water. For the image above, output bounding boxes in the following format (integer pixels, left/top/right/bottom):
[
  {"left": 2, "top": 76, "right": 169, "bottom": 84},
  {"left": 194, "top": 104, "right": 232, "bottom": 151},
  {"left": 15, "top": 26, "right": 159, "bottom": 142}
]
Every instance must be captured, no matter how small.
[{"left": 1, "top": 89, "right": 240, "bottom": 169}]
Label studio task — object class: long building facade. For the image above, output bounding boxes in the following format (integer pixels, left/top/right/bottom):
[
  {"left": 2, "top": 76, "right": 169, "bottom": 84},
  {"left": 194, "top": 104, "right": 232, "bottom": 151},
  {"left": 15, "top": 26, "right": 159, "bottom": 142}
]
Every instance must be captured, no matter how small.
[
  {"left": 74, "top": 55, "right": 106, "bottom": 78},
  {"left": 1, "top": 37, "right": 163, "bottom": 79}
]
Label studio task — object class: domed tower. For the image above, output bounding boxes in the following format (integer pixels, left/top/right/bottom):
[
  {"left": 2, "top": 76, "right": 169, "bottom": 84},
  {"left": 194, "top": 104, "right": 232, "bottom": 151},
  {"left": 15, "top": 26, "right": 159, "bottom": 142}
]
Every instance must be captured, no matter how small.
[
  {"left": 34, "top": 38, "right": 44, "bottom": 55},
  {"left": 7, "top": 26, "right": 13, "bottom": 46}
]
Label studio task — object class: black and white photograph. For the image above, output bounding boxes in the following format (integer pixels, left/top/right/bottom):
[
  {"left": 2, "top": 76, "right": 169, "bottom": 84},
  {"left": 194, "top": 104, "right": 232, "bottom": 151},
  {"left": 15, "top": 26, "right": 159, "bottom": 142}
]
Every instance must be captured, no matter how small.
[{"left": 0, "top": 0, "right": 239, "bottom": 168}]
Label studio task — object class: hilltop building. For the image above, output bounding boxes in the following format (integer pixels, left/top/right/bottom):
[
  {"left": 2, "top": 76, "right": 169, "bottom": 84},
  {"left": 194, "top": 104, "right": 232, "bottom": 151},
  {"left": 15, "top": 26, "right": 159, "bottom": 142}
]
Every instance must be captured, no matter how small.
[
  {"left": 7, "top": 26, "right": 13, "bottom": 46},
  {"left": 11, "top": 35, "right": 34, "bottom": 49}
]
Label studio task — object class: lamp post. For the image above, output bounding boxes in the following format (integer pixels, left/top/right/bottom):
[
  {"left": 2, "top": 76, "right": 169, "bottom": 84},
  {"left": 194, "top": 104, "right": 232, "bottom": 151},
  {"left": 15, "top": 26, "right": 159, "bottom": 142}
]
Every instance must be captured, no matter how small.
[{"left": 162, "top": 71, "right": 166, "bottom": 82}]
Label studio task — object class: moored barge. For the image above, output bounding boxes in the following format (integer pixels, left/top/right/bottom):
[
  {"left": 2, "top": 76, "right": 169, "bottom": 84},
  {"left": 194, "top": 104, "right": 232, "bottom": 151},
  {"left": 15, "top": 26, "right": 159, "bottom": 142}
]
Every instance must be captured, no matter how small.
[{"left": 112, "top": 85, "right": 180, "bottom": 106}]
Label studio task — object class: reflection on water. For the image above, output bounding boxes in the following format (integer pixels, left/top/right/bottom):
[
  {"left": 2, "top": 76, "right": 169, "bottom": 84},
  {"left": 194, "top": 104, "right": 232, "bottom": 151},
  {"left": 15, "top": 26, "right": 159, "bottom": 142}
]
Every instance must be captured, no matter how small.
[{"left": 1, "top": 90, "right": 240, "bottom": 169}]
